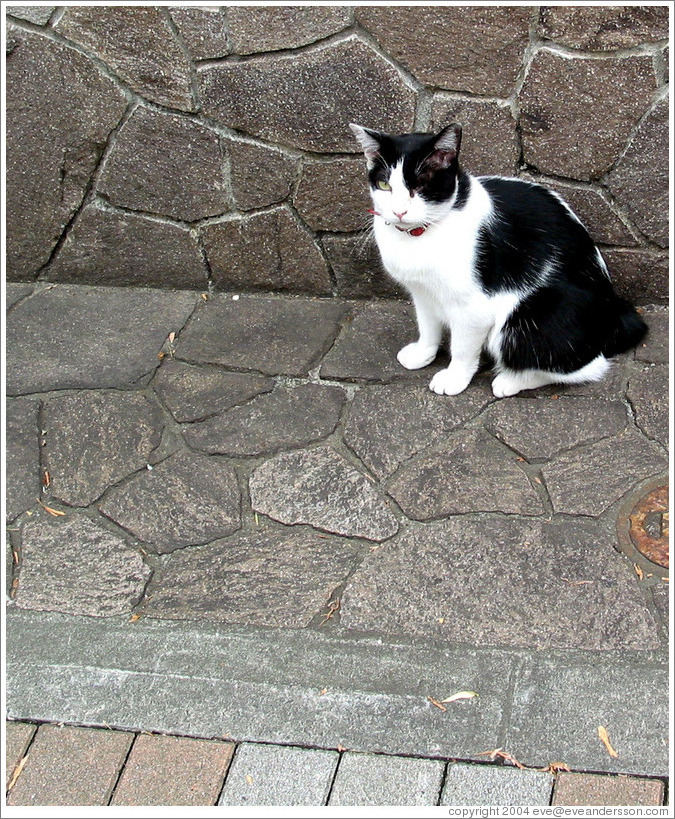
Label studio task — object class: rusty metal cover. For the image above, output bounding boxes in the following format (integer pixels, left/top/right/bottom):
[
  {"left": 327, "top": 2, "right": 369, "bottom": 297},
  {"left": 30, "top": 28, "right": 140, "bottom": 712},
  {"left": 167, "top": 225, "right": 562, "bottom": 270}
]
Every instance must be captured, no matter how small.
[{"left": 617, "top": 478, "right": 669, "bottom": 571}]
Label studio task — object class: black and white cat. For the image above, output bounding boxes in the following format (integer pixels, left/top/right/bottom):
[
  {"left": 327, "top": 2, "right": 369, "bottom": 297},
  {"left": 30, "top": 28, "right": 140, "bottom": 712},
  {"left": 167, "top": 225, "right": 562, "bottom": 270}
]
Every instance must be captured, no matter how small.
[{"left": 350, "top": 122, "right": 647, "bottom": 398}]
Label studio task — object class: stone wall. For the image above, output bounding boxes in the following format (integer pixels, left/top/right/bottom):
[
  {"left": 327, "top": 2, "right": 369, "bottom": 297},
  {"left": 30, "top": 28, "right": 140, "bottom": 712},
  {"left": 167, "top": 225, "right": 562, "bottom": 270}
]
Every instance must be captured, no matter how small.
[{"left": 5, "top": 5, "right": 670, "bottom": 302}]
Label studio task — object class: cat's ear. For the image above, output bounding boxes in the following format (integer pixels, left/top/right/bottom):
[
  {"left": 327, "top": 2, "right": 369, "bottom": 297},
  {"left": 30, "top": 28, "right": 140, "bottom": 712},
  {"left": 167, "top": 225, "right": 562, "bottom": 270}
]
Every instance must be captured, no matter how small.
[
  {"left": 422, "top": 123, "right": 462, "bottom": 171},
  {"left": 349, "top": 123, "right": 382, "bottom": 167}
]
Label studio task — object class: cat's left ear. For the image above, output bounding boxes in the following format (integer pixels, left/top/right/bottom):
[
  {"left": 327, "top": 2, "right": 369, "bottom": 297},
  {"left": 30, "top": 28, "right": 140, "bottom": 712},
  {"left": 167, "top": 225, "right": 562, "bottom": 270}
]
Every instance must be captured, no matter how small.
[
  {"left": 349, "top": 123, "right": 382, "bottom": 168},
  {"left": 424, "top": 123, "right": 462, "bottom": 170}
]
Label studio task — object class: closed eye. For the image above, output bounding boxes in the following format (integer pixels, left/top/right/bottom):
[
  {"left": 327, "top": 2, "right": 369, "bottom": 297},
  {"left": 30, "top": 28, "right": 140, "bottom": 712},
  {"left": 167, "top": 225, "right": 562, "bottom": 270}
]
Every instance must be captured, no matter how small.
[{"left": 376, "top": 180, "right": 392, "bottom": 191}]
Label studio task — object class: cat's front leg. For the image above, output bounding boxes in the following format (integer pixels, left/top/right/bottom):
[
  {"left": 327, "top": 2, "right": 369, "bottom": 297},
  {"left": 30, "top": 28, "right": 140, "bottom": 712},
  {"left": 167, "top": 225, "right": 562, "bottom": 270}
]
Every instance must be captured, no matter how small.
[
  {"left": 429, "top": 312, "right": 491, "bottom": 395},
  {"left": 397, "top": 289, "right": 442, "bottom": 370}
]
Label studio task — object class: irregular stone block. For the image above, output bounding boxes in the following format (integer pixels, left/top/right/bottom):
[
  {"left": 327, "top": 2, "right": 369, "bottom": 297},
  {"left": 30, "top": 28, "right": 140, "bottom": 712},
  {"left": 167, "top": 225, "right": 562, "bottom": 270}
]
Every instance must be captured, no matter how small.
[
  {"left": 627, "top": 365, "right": 668, "bottom": 448},
  {"left": 542, "top": 431, "right": 668, "bottom": 516},
  {"left": 431, "top": 96, "right": 519, "bottom": 176},
  {"left": 250, "top": 446, "right": 399, "bottom": 541},
  {"left": 15, "top": 513, "right": 151, "bottom": 616},
  {"left": 607, "top": 100, "right": 668, "bottom": 248},
  {"left": 6, "top": 285, "right": 198, "bottom": 394},
  {"left": 5, "top": 27, "right": 126, "bottom": 279},
  {"left": 358, "top": 6, "right": 531, "bottom": 96},
  {"left": 99, "top": 451, "right": 241, "bottom": 553},
  {"left": 227, "top": 140, "right": 298, "bottom": 211},
  {"left": 98, "top": 107, "right": 229, "bottom": 223},
  {"left": 168, "top": 6, "right": 229, "bottom": 60},
  {"left": 184, "top": 383, "right": 345, "bottom": 456},
  {"left": 539, "top": 6, "right": 669, "bottom": 50},
  {"left": 42, "top": 391, "right": 163, "bottom": 507},
  {"left": 601, "top": 247, "right": 669, "bottom": 304},
  {"left": 294, "top": 157, "right": 370, "bottom": 232},
  {"left": 6, "top": 397, "right": 41, "bottom": 522},
  {"left": 145, "top": 528, "right": 360, "bottom": 626},
  {"left": 176, "top": 294, "right": 350, "bottom": 376},
  {"left": 202, "top": 208, "right": 331, "bottom": 295},
  {"left": 321, "top": 234, "right": 407, "bottom": 299},
  {"left": 56, "top": 6, "right": 194, "bottom": 110},
  {"left": 345, "top": 382, "right": 494, "bottom": 479},
  {"left": 153, "top": 360, "right": 274, "bottom": 423},
  {"left": 198, "top": 36, "right": 416, "bottom": 152},
  {"left": 46, "top": 205, "right": 209, "bottom": 289},
  {"left": 635, "top": 307, "right": 669, "bottom": 363},
  {"left": 340, "top": 516, "right": 660, "bottom": 650},
  {"left": 519, "top": 50, "right": 655, "bottom": 180},
  {"left": 387, "top": 430, "right": 544, "bottom": 519},
  {"left": 227, "top": 6, "right": 351, "bottom": 53},
  {"left": 6, "top": 283, "right": 33, "bottom": 309},
  {"left": 482, "top": 396, "right": 628, "bottom": 460},
  {"left": 320, "top": 301, "right": 431, "bottom": 383},
  {"left": 6, "top": 6, "right": 55, "bottom": 25}
]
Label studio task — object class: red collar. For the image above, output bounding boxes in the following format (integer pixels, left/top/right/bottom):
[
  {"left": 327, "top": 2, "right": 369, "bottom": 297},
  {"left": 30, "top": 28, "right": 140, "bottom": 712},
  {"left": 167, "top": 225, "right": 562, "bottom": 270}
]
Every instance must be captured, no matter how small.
[{"left": 395, "top": 225, "right": 426, "bottom": 237}]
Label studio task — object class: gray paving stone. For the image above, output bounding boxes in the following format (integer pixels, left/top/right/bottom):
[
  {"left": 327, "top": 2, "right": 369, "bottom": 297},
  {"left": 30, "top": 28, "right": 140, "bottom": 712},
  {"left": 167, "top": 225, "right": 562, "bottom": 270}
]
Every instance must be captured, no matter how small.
[
  {"left": 651, "top": 582, "right": 670, "bottom": 639},
  {"left": 320, "top": 301, "right": 435, "bottom": 382},
  {"left": 440, "top": 763, "right": 553, "bottom": 807},
  {"left": 153, "top": 359, "right": 274, "bottom": 423},
  {"left": 344, "top": 382, "right": 494, "bottom": 479},
  {"left": 6, "top": 285, "right": 198, "bottom": 394},
  {"left": 635, "top": 307, "right": 668, "bottom": 363},
  {"left": 6, "top": 282, "right": 34, "bottom": 308},
  {"left": 42, "top": 391, "right": 163, "bottom": 506},
  {"left": 507, "top": 658, "right": 669, "bottom": 776},
  {"left": 218, "top": 743, "right": 338, "bottom": 806},
  {"left": 482, "top": 396, "right": 628, "bottom": 460},
  {"left": 387, "top": 430, "right": 544, "bottom": 519},
  {"left": 250, "top": 446, "right": 399, "bottom": 541},
  {"left": 627, "top": 364, "right": 669, "bottom": 447},
  {"left": 542, "top": 430, "right": 668, "bottom": 516},
  {"left": 552, "top": 771, "right": 665, "bottom": 806},
  {"left": 5, "top": 396, "right": 41, "bottom": 522},
  {"left": 6, "top": 724, "right": 133, "bottom": 806},
  {"left": 329, "top": 752, "right": 445, "bottom": 806},
  {"left": 184, "top": 383, "right": 345, "bottom": 456},
  {"left": 14, "top": 512, "right": 151, "bottom": 617},
  {"left": 340, "top": 516, "right": 660, "bottom": 650},
  {"left": 321, "top": 233, "right": 406, "bottom": 300},
  {"left": 227, "top": 139, "right": 298, "bottom": 211},
  {"left": 177, "top": 294, "right": 350, "bottom": 376},
  {"left": 99, "top": 451, "right": 241, "bottom": 553},
  {"left": 145, "top": 527, "right": 361, "bottom": 626}
]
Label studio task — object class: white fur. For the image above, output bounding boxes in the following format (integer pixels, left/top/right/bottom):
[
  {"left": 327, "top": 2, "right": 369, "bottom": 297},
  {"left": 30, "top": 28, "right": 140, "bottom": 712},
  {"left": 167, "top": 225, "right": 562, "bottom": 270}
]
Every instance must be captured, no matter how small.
[{"left": 371, "top": 174, "right": 608, "bottom": 397}]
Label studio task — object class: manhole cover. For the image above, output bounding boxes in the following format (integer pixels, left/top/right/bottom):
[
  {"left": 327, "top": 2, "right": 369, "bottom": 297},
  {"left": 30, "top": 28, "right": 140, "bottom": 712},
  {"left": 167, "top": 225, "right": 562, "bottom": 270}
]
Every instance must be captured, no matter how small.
[{"left": 617, "top": 478, "right": 669, "bottom": 571}]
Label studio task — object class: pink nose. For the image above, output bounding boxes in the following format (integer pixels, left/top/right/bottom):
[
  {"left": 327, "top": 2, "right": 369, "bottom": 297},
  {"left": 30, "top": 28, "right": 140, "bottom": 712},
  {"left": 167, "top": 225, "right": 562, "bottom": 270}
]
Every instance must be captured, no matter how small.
[{"left": 393, "top": 210, "right": 408, "bottom": 220}]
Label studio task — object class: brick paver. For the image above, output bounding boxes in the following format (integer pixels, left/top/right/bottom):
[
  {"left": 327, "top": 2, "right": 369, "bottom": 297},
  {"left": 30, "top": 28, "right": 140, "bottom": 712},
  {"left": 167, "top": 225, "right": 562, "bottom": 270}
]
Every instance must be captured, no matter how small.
[
  {"left": 6, "top": 723, "right": 133, "bottom": 806},
  {"left": 552, "top": 772, "right": 665, "bottom": 806},
  {"left": 5, "top": 721, "right": 35, "bottom": 789},
  {"left": 440, "top": 763, "right": 554, "bottom": 806},
  {"left": 110, "top": 733, "right": 235, "bottom": 805},
  {"left": 218, "top": 742, "right": 338, "bottom": 806},
  {"left": 328, "top": 751, "right": 445, "bottom": 806}
]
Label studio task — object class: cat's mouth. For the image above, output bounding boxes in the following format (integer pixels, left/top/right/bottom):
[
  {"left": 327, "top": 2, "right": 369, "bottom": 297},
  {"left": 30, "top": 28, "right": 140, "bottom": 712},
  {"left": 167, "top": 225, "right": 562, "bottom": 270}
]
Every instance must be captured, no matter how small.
[{"left": 367, "top": 209, "right": 428, "bottom": 236}]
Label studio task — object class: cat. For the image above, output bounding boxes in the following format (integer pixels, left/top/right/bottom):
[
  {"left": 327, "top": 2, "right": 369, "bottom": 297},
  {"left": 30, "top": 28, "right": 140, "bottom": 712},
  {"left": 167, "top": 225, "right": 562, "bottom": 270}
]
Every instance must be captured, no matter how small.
[{"left": 350, "top": 122, "right": 647, "bottom": 398}]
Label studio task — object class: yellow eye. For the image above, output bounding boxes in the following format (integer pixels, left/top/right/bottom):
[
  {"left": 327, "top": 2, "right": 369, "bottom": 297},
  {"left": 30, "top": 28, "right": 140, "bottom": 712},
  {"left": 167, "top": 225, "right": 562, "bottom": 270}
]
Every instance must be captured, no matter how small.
[{"left": 377, "top": 180, "right": 392, "bottom": 191}]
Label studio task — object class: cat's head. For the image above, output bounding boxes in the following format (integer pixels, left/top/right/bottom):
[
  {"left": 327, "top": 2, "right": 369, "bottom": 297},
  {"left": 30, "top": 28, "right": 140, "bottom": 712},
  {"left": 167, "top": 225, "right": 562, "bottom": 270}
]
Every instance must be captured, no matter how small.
[{"left": 349, "top": 123, "right": 464, "bottom": 231}]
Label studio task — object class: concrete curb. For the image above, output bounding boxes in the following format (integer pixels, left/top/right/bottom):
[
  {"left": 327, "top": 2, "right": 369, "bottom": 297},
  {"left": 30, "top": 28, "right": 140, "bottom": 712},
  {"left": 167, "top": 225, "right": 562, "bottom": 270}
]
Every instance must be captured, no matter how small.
[{"left": 6, "top": 608, "right": 668, "bottom": 777}]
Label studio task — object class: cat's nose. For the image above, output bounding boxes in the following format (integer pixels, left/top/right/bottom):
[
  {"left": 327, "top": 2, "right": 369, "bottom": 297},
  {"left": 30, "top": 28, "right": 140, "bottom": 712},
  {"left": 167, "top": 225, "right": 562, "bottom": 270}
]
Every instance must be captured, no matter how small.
[{"left": 393, "top": 210, "right": 408, "bottom": 220}]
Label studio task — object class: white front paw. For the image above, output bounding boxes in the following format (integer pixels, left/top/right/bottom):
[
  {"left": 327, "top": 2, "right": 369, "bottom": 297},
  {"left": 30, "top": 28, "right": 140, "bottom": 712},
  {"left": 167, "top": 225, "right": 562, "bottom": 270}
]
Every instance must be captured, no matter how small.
[
  {"left": 397, "top": 342, "right": 438, "bottom": 370},
  {"left": 491, "top": 373, "right": 522, "bottom": 398},
  {"left": 429, "top": 368, "right": 472, "bottom": 396}
]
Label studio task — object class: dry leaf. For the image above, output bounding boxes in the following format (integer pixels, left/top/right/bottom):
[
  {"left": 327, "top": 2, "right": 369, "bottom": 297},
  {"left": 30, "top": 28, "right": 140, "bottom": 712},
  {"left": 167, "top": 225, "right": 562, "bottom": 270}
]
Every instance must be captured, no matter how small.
[
  {"left": 319, "top": 687, "right": 328, "bottom": 696},
  {"left": 7, "top": 754, "right": 29, "bottom": 791},
  {"left": 168, "top": 332, "right": 176, "bottom": 343},
  {"left": 598, "top": 725, "right": 619, "bottom": 758},
  {"left": 319, "top": 599, "right": 340, "bottom": 625},
  {"left": 337, "top": 744, "right": 348, "bottom": 752},
  {"left": 561, "top": 578, "right": 593, "bottom": 586},
  {"left": 441, "top": 691, "right": 479, "bottom": 703},
  {"left": 427, "top": 697, "right": 447, "bottom": 712},
  {"left": 42, "top": 470, "right": 51, "bottom": 487},
  {"left": 634, "top": 563, "right": 644, "bottom": 580},
  {"left": 476, "top": 748, "right": 526, "bottom": 769},
  {"left": 245, "top": 774, "right": 254, "bottom": 785},
  {"left": 540, "top": 761, "right": 571, "bottom": 774},
  {"left": 129, "top": 613, "right": 142, "bottom": 622},
  {"left": 38, "top": 499, "right": 66, "bottom": 517}
]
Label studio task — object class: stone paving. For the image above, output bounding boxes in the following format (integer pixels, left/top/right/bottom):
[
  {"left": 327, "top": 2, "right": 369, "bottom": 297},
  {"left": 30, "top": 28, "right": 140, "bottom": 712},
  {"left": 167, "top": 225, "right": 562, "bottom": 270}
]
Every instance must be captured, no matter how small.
[{"left": 4, "top": 282, "right": 670, "bottom": 806}]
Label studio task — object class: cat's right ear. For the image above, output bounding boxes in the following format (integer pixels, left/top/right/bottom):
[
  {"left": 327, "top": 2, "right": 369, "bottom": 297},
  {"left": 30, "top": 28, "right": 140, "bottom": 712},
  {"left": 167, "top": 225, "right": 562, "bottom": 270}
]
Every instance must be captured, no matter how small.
[{"left": 349, "top": 123, "right": 382, "bottom": 168}]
